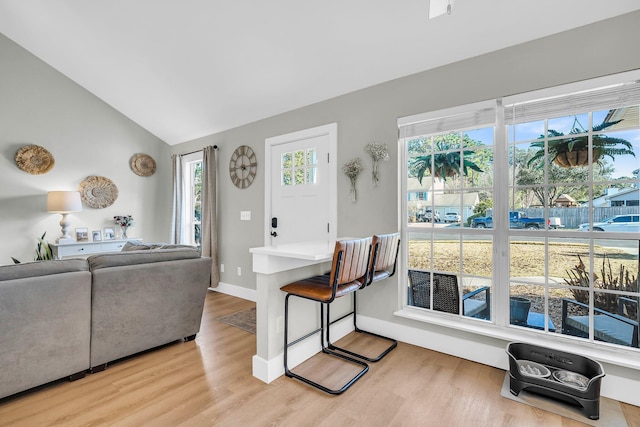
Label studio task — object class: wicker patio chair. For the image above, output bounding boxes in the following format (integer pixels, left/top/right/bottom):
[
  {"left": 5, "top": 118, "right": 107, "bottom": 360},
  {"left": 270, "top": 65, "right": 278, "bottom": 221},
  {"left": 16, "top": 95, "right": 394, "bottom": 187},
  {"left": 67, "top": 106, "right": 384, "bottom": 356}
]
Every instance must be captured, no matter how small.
[{"left": 408, "top": 269, "right": 490, "bottom": 319}]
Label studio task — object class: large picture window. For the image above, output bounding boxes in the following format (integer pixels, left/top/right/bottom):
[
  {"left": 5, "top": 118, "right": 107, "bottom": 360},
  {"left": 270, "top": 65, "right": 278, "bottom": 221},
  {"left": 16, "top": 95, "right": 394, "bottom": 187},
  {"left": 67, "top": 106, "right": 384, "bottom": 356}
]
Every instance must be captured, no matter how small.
[{"left": 399, "top": 71, "right": 640, "bottom": 354}]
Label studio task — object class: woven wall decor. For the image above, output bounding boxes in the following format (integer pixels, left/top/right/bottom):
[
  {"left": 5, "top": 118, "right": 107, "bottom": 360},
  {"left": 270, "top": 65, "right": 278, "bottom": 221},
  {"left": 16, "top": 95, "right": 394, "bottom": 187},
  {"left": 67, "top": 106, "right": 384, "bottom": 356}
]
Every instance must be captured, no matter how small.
[
  {"left": 79, "top": 175, "right": 118, "bottom": 209},
  {"left": 130, "top": 153, "right": 156, "bottom": 177},
  {"left": 15, "top": 145, "right": 55, "bottom": 175}
]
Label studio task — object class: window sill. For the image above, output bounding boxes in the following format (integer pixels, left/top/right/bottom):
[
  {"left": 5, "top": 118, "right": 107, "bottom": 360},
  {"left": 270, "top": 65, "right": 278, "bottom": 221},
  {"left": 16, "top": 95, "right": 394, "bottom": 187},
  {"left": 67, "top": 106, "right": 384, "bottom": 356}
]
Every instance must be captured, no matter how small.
[{"left": 394, "top": 306, "right": 640, "bottom": 372}]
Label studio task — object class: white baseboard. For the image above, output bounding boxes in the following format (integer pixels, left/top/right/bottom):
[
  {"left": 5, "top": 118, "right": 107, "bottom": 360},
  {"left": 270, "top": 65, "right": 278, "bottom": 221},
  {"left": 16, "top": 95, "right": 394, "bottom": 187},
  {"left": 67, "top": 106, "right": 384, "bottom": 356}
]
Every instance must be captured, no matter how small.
[
  {"left": 252, "top": 315, "right": 354, "bottom": 384},
  {"left": 221, "top": 285, "right": 640, "bottom": 406},
  {"left": 356, "top": 315, "right": 640, "bottom": 407},
  {"left": 210, "top": 282, "right": 256, "bottom": 302}
]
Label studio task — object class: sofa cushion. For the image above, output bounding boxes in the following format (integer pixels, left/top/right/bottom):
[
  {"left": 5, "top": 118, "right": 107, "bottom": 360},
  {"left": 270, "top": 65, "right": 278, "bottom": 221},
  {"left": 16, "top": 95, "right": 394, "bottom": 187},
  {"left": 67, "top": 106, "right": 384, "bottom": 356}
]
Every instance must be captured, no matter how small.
[
  {"left": 121, "top": 241, "right": 197, "bottom": 251},
  {"left": 0, "top": 259, "right": 89, "bottom": 281},
  {"left": 87, "top": 247, "right": 200, "bottom": 270}
]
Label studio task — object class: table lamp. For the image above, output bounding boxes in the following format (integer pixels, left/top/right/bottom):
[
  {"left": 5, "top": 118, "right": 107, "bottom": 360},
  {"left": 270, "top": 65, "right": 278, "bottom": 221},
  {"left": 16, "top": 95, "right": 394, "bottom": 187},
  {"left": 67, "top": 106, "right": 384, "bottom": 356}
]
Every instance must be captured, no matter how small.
[{"left": 47, "top": 191, "right": 82, "bottom": 244}]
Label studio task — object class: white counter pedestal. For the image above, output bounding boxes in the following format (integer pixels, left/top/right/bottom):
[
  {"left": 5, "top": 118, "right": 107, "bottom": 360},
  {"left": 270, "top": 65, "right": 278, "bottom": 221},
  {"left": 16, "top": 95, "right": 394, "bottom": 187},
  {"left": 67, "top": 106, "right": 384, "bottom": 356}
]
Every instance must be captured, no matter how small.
[{"left": 250, "top": 240, "right": 355, "bottom": 383}]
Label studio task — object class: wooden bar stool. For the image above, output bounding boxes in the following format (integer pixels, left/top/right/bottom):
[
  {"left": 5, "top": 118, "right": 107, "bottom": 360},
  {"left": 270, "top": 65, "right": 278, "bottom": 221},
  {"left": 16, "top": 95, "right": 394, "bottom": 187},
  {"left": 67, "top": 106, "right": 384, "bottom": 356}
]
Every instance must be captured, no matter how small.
[
  {"left": 327, "top": 232, "right": 400, "bottom": 362},
  {"left": 280, "top": 237, "right": 372, "bottom": 394}
]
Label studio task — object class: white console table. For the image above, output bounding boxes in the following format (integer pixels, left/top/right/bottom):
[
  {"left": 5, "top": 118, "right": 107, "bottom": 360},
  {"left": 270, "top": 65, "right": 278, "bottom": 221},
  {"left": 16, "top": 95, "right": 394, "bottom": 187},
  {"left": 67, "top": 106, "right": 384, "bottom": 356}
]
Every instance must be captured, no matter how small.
[
  {"left": 249, "top": 239, "right": 355, "bottom": 384},
  {"left": 50, "top": 238, "right": 141, "bottom": 259}
]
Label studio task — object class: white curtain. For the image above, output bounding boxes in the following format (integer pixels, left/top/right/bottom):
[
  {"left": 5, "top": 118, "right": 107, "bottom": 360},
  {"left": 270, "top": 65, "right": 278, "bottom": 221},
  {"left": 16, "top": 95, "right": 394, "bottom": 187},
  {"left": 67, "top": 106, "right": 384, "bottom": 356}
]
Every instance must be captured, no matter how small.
[
  {"left": 201, "top": 146, "right": 219, "bottom": 287},
  {"left": 170, "top": 154, "right": 184, "bottom": 244}
]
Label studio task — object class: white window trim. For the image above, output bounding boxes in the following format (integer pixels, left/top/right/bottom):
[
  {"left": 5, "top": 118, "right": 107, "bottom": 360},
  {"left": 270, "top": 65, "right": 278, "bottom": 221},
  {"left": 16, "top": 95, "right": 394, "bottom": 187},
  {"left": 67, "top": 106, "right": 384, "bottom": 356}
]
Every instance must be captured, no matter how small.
[
  {"left": 182, "top": 151, "right": 202, "bottom": 246},
  {"left": 396, "top": 70, "right": 640, "bottom": 370}
]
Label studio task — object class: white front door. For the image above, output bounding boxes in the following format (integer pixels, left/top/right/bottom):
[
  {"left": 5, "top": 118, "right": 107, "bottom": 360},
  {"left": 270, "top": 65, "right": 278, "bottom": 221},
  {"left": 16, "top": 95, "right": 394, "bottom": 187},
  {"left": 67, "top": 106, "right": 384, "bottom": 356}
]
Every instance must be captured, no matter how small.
[{"left": 265, "top": 124, "right": 337, "bottom": 245}]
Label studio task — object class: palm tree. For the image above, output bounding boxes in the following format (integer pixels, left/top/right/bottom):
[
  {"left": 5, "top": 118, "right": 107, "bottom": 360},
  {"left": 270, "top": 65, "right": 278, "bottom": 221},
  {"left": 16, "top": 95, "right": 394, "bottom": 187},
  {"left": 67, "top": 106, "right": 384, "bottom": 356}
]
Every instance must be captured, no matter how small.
[
  {"left": 527, "top": 119, "right": 635, "bottom": 168},
  {"left": 411, "top": 140, "right": 483, "bottom": 184}
]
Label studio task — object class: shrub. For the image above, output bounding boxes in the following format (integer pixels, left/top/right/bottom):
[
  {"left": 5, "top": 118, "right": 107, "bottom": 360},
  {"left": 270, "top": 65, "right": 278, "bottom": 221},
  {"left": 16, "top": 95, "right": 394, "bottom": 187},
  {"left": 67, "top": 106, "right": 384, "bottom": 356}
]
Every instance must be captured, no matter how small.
[{"left": 565, "top": 254, "right": 638, "bottom": 316}]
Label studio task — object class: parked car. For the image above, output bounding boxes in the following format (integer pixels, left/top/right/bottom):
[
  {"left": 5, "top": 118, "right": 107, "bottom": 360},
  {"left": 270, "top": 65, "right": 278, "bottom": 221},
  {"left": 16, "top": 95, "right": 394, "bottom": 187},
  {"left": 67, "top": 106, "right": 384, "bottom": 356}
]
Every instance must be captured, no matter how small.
[
  {"left": 416, "top": 208, "right": 440, "bottom": 222},
  {"left": 578, "top": 214, "right": 640, "bottom": 232},
  {"left": 471, "top": 211, "right": 546, "bottom": 230},
  {"left": 444, "top": 212, "right": 461, "bottom": 223}
]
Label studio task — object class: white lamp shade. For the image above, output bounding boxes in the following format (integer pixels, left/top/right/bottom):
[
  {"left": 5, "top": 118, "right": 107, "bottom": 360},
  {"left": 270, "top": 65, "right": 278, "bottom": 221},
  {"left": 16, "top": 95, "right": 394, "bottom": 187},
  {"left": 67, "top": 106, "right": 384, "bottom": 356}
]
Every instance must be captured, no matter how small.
[{"left": 47, "top": 191, "right": 83, "bottom": 213}]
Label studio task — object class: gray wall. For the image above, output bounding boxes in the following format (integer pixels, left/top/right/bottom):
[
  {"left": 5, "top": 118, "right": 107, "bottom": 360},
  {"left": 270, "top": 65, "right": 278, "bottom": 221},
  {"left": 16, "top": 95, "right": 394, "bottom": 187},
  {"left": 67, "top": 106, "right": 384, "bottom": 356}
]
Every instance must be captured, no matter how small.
[
  {"left": 0, "top": 33, "right": 172, "bottom": 265},
  {"left": 173, "top": 11, "right": 640, "bottom": 301}
]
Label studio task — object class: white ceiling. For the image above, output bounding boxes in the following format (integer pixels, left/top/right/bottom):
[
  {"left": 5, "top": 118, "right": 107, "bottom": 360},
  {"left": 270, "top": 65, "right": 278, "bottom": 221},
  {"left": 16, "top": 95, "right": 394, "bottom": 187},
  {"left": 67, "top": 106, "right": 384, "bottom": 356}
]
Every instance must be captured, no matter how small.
[{"left": 1, "top": 1, "right": 639, "bottom": 145}]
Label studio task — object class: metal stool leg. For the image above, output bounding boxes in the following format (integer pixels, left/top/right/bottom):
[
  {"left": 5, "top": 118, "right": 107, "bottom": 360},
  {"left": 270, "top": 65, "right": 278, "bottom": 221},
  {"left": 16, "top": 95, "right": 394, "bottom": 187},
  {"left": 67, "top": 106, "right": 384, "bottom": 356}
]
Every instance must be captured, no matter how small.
[
  {"left": 326, "top": 292, "right": 397, "bottom": 362},
  {"left": 283, "top": 293, "right": 369, "bottom": 395}
]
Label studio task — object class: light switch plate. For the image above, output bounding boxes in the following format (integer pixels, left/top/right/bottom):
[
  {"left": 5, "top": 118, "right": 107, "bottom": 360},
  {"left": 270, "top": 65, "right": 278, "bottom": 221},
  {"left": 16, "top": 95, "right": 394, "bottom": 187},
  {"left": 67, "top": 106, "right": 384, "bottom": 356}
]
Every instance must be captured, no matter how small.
[{"left": 240, "top": 211, "right": 251, "bottom": 221}]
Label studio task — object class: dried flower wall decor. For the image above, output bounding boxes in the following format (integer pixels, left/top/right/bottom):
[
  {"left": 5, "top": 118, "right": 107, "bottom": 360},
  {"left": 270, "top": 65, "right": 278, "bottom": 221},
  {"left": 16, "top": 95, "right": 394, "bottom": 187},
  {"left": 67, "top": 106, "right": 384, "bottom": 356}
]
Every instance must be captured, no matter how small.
[
  {"left": 342, "top": 158, "right": 364, "bottom": 202},
  {"left": 15, "top": 145, "right": 55, "bottom": 175},
  {"left": 79, "top": 175, "right": 119, "bottom": 209},
  {"left": 130, "top": 153, "right": 157, "bottom": 176},
  {"left": 364, "top": 143, "right": 389, "bottom": 186}
]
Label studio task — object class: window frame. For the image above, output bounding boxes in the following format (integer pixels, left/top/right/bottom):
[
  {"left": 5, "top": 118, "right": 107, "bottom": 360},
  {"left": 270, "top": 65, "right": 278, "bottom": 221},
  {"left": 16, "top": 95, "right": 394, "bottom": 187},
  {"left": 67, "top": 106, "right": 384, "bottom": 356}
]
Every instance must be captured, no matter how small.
[
  {"left": 181, "top": 151, "right": 203, "bottom": 246},
  {"left": 396, "top": 69, "right": 640, "bottom": 367}
]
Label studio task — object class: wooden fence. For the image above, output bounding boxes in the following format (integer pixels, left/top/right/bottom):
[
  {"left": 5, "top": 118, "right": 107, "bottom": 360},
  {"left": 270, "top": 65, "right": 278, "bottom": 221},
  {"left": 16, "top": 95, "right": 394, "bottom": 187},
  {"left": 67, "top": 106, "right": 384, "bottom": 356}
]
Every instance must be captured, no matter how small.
[{"left": 518, "top": 206, "right": 639, "bottom": 229}]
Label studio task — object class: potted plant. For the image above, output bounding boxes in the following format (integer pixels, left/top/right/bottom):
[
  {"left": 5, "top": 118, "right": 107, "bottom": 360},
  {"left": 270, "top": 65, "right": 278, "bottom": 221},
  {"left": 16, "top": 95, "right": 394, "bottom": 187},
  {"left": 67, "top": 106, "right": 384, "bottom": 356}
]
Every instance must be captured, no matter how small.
[
  {"left": 527, "top": 119, "right": 635, "bottom": 168},
  {"left": 411, "top": 140, "right": 483, "bottom": 184},
  {"left": 11, "top": 232, "right": 53, "bottom": 264}
]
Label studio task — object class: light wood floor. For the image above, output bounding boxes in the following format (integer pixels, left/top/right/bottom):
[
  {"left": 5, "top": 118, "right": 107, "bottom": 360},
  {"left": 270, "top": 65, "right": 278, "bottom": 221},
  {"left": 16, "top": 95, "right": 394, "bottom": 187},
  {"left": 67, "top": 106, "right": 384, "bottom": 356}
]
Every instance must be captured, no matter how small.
[{"left": 1, "top": 291, "right": 639, "bottom": 427}]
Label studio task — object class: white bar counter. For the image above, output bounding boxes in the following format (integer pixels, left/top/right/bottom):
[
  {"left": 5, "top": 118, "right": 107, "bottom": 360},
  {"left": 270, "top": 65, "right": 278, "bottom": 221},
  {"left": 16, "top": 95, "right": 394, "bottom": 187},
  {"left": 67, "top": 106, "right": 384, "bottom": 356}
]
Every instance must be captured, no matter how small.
[{"left": 250, "top": 240, "right": 354, "bottom": 383}]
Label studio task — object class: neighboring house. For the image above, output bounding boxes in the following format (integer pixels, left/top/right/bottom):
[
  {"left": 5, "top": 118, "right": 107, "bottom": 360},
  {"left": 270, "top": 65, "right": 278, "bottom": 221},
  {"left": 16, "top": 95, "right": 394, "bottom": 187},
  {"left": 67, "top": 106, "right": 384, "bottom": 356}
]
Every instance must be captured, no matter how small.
[
  {"left": 608, "top": 187, "right": 640, "bottom": 207},
  {"left": 408, "top": 177, "right": 479, "bottom": 221},
  {"left": 553, "top": 193, "right": 577, "bottom": 207},
  {"left": 407, "top": 177, "right": 444, "bottom": 201},
  {"left": 584, "top": 187, "right": 639, "bottom": 207}
]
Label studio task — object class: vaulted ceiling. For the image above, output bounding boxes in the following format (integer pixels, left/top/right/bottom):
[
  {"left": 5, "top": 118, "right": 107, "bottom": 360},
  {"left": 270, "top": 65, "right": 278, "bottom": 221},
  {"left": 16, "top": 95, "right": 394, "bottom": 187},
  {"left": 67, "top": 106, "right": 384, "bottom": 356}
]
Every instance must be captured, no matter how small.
[{"left": 1, "top": 1, "right": 639, "bottom": 145}]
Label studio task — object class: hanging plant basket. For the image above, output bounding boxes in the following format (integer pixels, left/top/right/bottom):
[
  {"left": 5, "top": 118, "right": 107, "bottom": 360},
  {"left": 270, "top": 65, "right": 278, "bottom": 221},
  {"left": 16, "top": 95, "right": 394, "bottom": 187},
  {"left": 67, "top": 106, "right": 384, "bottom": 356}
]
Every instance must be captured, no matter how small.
[
  {"left": 552, "top": 148, "right": 602, "bottom": 168},
  {"left": 430, "top": 166, "right": 459, "bottom": 179}
]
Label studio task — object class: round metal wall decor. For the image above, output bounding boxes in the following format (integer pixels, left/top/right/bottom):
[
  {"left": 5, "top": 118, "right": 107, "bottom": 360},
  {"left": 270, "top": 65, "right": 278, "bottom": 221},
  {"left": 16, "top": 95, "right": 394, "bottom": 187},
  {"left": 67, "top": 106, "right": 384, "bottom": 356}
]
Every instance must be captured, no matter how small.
[
  {"left": 15, "top": 145, "right": 55, "bottom": 175},
  {"left": 79, "top": 175, "right": 119, "bottom": 209},
  {"left": 130, "top": 153, "right": 157, "bottom": 177}
]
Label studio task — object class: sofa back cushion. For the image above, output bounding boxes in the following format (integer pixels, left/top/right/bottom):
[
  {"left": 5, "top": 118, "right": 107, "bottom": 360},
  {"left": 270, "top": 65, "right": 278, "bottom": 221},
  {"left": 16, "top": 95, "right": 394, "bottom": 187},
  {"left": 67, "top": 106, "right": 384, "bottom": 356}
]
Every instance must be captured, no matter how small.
[
  {"left": 121, "top": 241, "right": 199, "bottom": 252},
  {"left": 0, "top": 259, "right": 89, "bottom": 281},
  {"left": 87, "top": 247, "right": 200, "bottom": 270}
]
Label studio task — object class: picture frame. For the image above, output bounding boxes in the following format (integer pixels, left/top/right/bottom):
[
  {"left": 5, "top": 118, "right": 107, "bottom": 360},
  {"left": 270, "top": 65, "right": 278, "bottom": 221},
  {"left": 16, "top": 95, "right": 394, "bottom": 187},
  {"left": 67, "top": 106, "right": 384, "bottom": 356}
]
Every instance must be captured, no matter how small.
[
  {"left": 103, "top": 227, "right": 115, "bottom": 240},
  {"left": 92, "top": 230, "right": 102, "bottom": 242},
  {"left": 75, "top": 227, "right": 89, "bottom": 242}
]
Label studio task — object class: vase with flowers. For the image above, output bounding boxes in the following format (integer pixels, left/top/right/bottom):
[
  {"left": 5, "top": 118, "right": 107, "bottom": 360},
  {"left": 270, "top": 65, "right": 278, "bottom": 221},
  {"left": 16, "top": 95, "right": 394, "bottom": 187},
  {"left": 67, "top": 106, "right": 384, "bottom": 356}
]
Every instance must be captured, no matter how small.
[
  {"left": 114, "top": 215, "right": 134, "bottom": 239},
  {"left": 342, "top": 158, "right": 364, "bottom": 202},
  {"left": 364, "top": 143, "right": 389, "bottom": 186}
]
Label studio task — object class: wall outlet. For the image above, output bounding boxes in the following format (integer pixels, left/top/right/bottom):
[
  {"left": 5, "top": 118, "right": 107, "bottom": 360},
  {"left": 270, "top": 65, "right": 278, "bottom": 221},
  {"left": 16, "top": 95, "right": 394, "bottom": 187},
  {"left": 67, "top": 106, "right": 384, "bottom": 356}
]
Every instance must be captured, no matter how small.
[
  {"left": 240, "top": 211, "right": 251, "bottom": 221},
  {"left": 237, "top": 267, "right": 241, "bottom": 276},
  {"left": 220, "top": 263, "right": 224, "bottom": 273}
]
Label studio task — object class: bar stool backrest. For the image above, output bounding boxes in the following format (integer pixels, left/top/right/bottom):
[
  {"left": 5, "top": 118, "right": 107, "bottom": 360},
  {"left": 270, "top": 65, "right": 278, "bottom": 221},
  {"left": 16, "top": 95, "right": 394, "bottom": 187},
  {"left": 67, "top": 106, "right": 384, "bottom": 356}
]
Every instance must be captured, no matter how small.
[
  {"left": 329, "top": 237, "right": 372, "bottom": 286},
  {"left": 368, "top": 233, "right": 400, "bottom": 285}
]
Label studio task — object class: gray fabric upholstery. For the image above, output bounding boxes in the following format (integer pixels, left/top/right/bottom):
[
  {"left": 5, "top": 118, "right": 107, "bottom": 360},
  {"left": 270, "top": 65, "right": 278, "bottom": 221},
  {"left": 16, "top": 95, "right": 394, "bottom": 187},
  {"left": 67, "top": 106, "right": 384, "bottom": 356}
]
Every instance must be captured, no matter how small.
[
  {"left": 120, "top": 241, "right": 160, "bottom": 251},
  {"left": 0, "top": 250, "right": 211, "bottom": 400},
  {"left": 0, "top": 259, "right": 88, "bottom": 281},
  {"left": 89, "top": 250, "right": 212, "bottom": 368},
  {"left": 0, "top": 260, "right": 91, "bottom": 400},
  {"left": 88, "top": 247, "right": 199, "bottom": 270},
  {"left": 121, "top": 241, "right": 198, "bottom": 252}
]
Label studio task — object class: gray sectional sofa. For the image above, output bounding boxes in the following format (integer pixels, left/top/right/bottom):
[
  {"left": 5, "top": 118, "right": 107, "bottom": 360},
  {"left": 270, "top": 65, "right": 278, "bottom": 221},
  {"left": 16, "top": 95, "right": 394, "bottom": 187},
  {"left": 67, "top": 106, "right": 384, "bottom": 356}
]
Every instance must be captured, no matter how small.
[
  {"left": 88, "top": 248, "right": 212, "bottom": 370},
  {"left": 0, "top": 259, "right": 92, "bottom": 400},
  {"left": 0, "top": 246, "right": 212, "bottom": 400}
]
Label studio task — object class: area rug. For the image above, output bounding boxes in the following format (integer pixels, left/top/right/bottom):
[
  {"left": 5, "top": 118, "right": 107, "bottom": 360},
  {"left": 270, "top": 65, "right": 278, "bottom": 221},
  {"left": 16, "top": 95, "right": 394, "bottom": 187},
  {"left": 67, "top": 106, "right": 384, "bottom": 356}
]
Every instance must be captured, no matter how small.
[
  {"left": 216, "top": 308, "right": 256, "bottom": 334},
  {"left": 500, "top": 373, "right": 627, "bottom": 427}
]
